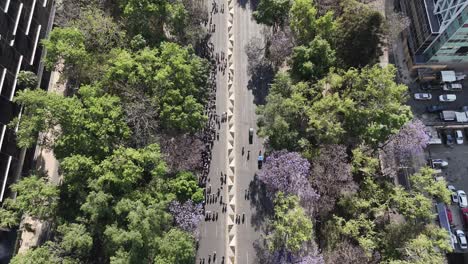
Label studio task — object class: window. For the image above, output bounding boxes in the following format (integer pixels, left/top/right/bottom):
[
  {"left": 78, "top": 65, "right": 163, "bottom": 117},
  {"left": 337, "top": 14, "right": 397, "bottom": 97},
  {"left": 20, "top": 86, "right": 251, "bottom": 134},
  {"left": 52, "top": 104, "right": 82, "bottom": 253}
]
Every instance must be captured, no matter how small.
[{"left": 456, "top": 46, "right": 468, "bottom": 55}]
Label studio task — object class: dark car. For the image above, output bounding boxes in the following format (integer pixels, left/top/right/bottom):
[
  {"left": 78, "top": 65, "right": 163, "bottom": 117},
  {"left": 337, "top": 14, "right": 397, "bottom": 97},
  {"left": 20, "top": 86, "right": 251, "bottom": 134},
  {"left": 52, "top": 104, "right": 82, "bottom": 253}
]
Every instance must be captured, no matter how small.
[
  {"left": 462, "top": 208, "right": 468, "bottom": 226},
  {"left": 447, "top": 207, "right": 453, "bottom": 224},
  {"left": 421, "top": 83, "right": 438, "bottom": 90},
  {"left": 427, "top": 105, "right": 448, "bottom": 113},
  {"left": 447, "top": 134, "right": 454, "bottom": 145}
]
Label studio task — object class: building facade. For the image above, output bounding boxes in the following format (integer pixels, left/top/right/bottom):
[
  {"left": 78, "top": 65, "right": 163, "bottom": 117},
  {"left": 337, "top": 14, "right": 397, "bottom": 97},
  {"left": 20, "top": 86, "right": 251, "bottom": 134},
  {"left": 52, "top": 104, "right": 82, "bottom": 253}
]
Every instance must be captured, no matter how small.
[
  {"left": 401, "top": 0, "right": 468, "bottom": 65},
  {"left": 0, "top": 0, "right": 54, "bottom": 203}
]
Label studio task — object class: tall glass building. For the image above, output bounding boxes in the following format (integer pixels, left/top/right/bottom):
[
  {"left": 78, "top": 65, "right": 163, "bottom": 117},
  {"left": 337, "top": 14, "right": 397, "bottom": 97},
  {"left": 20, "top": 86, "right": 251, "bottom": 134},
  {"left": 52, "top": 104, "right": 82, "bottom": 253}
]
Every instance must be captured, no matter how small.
[
  {"left": 401, "top": 0, "right": 468, "bottom": 64},
  {"left": 0, "top": 0, "right": 54, "bottom": 203}
]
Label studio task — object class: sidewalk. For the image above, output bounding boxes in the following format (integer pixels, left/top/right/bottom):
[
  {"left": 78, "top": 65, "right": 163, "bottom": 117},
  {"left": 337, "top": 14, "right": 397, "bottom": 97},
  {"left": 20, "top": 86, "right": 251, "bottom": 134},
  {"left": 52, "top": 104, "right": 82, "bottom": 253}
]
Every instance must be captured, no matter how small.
[{"left": 16, "top": 69, "right": 64, "bottom": 253}]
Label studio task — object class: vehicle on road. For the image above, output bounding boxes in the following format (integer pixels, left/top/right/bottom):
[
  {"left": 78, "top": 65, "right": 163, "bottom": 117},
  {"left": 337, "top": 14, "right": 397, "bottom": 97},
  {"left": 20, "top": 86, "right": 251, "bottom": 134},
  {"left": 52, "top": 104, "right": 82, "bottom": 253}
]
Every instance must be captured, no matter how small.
[
  {"left": 456, "top": 230, "right": 468, "bottom": 249},
  {"left": 443, "top": 82, "right": 463, "bottom": 91},
  {"left": 456, "top": 130, "right": 464, "bottom": 144},
  {"left": 449, "top": 185, "right": 459, "bottom": 203},
  {"left": 427, "top": 105, "right": 448, "bottom": 113},
  {"left": 421, "top": 83, "right": 438, "bottom": 90},
  {"left": 258, "top": 153, "right": 263, "bottom": 169},
  {"left": 430, "top": 159, "right": 449, "bottom": 168},
  {"left": 414, "top": 93, "right": 432, "bottom": 100},
  {"left": 446, "top": 133, "right": 454, "bottom": 145},
  {"left": 458, "top": 190, "right": 468, "bottom": 208},
  {"left": 447, "top": 207, "right": 453, "bottom": 224},
  {"left": 249, "top": 128, "right": 253, "bottom": 144},
  {"left": 439, "top": 94, "right": 457, "bottom": 102},
  {"left": 462, "top": 208, "right": 468, "bottom": 226}
]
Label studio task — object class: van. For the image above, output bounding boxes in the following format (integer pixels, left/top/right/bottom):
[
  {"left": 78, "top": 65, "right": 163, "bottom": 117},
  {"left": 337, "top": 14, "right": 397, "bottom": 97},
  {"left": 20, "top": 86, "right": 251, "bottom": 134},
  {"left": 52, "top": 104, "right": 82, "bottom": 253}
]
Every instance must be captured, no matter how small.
[
  {"left": 443, "top": 83, "right": 463, "bottom": 91},
  {"left": 440, "top": 111, "right": 456, "bottom": 121}
]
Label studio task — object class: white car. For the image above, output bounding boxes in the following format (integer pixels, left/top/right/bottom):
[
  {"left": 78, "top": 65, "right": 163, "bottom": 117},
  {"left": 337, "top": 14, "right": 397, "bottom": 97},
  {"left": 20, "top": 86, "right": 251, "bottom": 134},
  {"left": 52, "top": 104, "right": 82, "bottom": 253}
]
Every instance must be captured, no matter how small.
[
  {"left": 456, "top": 130, "right": 464, "bottom": 144},
  {"left": 414, "top": 93, "right": 432, "bottom": 100},
  {"left": 449, "top": 185, "right": 459, "bottom": 203},
  {"left": 443, "top": 83, "right": 463, "bottom": 91},
  {"left": 439, "top": 94, "right": 457, "bottom": 102},
  {"left": 456, "top": 230, "right": 467, "bottom": 249},
  {"left": 458, "top": 190, "right": 468, "bottom": 208}
]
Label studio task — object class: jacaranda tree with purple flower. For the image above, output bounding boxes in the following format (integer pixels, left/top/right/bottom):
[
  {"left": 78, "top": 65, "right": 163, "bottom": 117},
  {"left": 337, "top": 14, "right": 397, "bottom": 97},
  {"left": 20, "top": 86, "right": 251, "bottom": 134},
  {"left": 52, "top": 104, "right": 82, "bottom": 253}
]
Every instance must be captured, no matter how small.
[
  {"left": 386, "top": 119, "right": 429, "bottom": 159},
  {"left": 257, "top": 151, "right": 319, "bottom": 204},
  {"left": 168, "top": 200, "right": 203, "bottom": 234}
]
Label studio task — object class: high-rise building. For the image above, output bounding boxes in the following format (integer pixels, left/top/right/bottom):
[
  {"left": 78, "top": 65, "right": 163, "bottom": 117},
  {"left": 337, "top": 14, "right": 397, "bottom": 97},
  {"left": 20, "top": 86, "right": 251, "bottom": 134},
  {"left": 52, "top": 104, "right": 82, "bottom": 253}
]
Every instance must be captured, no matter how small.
[
  {"left": 0, "top": 2, "right": 55, "bottom": 262},
  {"left": 0, "top": 0, "right": 55, "bottom": 203},
  {"left": 400, "top": 0, "right": 468, "bottom": 65}
]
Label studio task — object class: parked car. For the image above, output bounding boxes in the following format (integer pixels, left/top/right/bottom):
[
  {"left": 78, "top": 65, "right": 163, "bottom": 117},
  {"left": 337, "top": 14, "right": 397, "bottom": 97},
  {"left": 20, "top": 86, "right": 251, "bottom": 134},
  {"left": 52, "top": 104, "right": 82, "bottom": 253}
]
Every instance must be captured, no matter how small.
[
  {"left": 443, "top": 82, "right": 463, "bottom": 91},
  {"left": 446, "top": 134, "right": 454, "bottom": 145},
  {"left": 439, "top": 94, "right": 457, "bottom": 102},
  {"left": 449, "top": 185, "right": 459, "bottom": 203},
  {"left": 447, "top": 207, "right": 453, "bottom": 224},
  {"left": 456, "top": 130, "right": 464, "bottom": 144},
  {"left": 431, "top": 159, "right": 449, "bottom": 168},
  {"left": 427, "top": 105, "right": 448, "bottom": 113},
  {"left": 456, "top": 230, "right": 468, "bottom": 249},
  {"left": 421, "top": 83, "right": 438, "bottom": 90},
  {"left": 414, "top": 93, "right": 433, "bottom": 100},
  {"left": 458, "top": 190, "right": 468, "bottom": 208},
  {"left": 462, "top": 208, "right": 468, "bottom": 226}
]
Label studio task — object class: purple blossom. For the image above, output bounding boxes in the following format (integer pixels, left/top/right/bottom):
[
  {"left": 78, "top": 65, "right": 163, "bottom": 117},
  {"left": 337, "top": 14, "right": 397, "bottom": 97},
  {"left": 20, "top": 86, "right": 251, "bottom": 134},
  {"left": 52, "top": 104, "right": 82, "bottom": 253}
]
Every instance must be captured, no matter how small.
[
  {"left": 386, "top": 119, "right": 429, "bottom": 160},
  {"left": 168, "top": 200, "right": 203, "bottom": 234},
  {"left": 296, "top": 253, "right": 324, "bottom": 264},
  {"left": 257, "top": 151, "right": 319, "bottom": 203}
]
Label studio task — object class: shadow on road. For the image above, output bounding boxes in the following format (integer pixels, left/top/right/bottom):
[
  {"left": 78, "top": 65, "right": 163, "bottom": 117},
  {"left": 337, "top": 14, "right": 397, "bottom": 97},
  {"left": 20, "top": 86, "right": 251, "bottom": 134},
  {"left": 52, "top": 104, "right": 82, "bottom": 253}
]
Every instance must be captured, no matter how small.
[
  {"left": 247, "top": 62, "right": 274, "bottom": 105},
  {"left": 237, "top": 0, "right": 260, "bottom": 10},
  {"left": 248, "top": 174, "right": 274, "bottom": 231}
]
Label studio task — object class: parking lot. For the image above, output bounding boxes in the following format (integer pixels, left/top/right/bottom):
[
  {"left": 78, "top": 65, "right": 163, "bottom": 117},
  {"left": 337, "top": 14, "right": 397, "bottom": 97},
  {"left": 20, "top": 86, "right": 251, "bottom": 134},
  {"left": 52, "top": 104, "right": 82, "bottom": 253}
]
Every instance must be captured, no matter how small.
[{"left": 408, "top": 71, "right": 468, "bottom": 253}]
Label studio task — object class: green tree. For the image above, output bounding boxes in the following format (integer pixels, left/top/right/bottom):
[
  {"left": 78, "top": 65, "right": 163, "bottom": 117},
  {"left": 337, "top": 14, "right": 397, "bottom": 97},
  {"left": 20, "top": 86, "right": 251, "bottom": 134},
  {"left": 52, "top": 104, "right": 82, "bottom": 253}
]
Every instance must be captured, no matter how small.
[
  {"left": 104, "top": 43, "right": 209, "bottom": 133},
  {"left": 290, "top": 36, "right": 336, "bottom": 81},
  {"left": 12, "top": 85, "right": 130, "bottom": 161},
  {"left": 334, "top": 214, "right": 378, "bottom": 255},
  {"left": 92, "top": 144, "right": 167, "bottom": 196},
  {"left": 69, "top": 8, "right": 126, "bottom": 54},
  {"left": 57, "top": 223, "right": 93, "bottom": 258},
  {"left": 156, "top": 229, "right": 196, "bottom": 264},
  {"left": 253, "top": 0, "right": 292, "bottom": 28},
  {"left": 2, "top": 176, "right": 59, "bottom": 224},
  {"left": 334, "top": 0, "right": 385, "bottom": 68},
  {"left": 389, "top": 225, "right": 451, "bottom": 264},
  {"left": 118, "top": 0, "right": 187, "bottom": 44},
  {"left": 317, "top": 65, "right": 412, "bottom": 146},
  {"left": 391, "top": 187, "right": 434, "bottom": 221},
  {"left": 169, "top": 171, "right": 204, "bottom": 203},
  {"left": 104, "top": 198, "right": 172, "bottom": 263},
  {"left": 266, "top": 192, "right": 313, "bottom": 253},
  {"left": 17, "top": 71, "right": 38, "bottom": 89},
  {"left": 42, "top": 27, "right": 88, "bottom": 71},
  {"left": 289, "top": 0, "right": 337, "bottom": 44},
  {"left": 410, "top": 167, "right": 451, "bottom": 204},
  {"left": 10, "top": 245, "right": 60, "bottom": 264},
  {"left": 256, "top": 73, "right": 307, "bottom": 150}
]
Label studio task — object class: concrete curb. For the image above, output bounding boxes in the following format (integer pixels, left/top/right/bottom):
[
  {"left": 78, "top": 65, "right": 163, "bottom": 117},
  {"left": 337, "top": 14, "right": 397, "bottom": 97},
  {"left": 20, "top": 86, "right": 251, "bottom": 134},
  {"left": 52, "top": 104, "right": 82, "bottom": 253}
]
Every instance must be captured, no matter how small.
[{"left": 225, "top": 0, "right": 236, "bottom": 262}]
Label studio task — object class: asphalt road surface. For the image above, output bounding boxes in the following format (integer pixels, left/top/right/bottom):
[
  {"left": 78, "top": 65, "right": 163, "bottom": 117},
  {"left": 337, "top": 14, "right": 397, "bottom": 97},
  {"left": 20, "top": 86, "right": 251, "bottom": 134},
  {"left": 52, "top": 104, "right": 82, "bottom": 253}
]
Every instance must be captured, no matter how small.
[
  {"left": 233, "top": 2, "right": 264, "bottom": 264},
  {"left": 197, "top": 0, "right": 264, "bottom": 263},
  {"left": 197, "top": 0, "right": 229, "bottom": 262}
]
